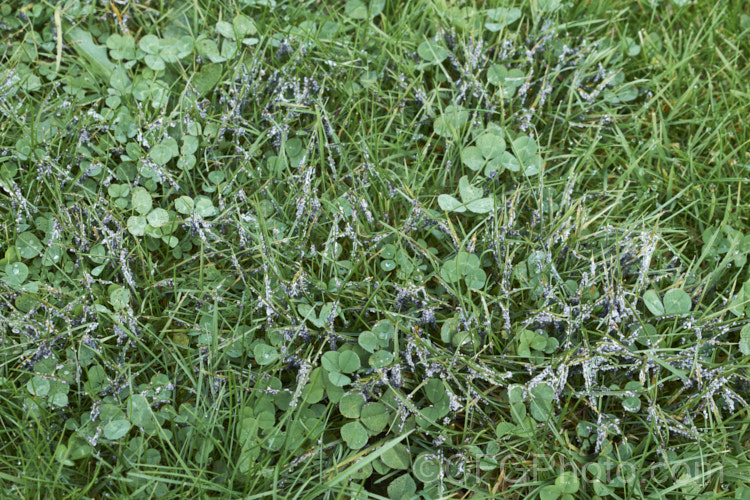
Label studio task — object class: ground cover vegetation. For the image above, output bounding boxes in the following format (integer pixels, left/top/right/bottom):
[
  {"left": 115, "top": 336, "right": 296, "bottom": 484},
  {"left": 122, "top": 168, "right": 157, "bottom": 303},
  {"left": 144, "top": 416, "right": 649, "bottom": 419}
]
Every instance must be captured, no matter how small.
[{"left": 1, "top": 0, "right": 750, "bottom": 498}]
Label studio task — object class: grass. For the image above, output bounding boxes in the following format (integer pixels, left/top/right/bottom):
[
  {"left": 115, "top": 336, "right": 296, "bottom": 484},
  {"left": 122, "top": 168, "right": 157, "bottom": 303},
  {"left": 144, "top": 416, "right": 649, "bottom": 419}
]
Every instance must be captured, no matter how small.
[{"left": 1, "top": 0, "right": 750, "bottom": 498}]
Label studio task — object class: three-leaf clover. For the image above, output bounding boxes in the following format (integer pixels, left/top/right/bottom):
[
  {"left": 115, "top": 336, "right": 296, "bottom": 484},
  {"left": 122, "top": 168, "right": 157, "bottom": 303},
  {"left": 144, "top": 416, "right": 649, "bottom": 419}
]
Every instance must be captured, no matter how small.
[
  {"left": 540, "top": 472, "right": 580, "bottom": 500},
  {"left": 216, "top": 14, "right": 259, "bottom": 46},
  {"left": 321, "top": 350, "right": 360, "bottom": 387},
  {"left": 106, "top": 34, "right": 136, "bottom": 61},
  {"left": 438, "top": 176, "right": 494, "bottom": 214},
  {"left": 517, "top": 329, "right": 558, "bottom": 359},
  {"left": 440, "top": 251, "right": 486, "bottom": 290},
  {"left": 510, "top": 135, "right": 543, "bottom": 176},
  {"left": 138, "top": 35, "right": 193, "bottom": 71},
  {"left": 433, "top": 105, "right": 469, "bottom": 139},
  {"left": 487, "top": 65, "right": 525, "bottom": 98},
  {"left": 461, "top": 126, "right": 507, "bottom": 174},
  {"left": 298, "top": 302, "right": 335, "bottom": 328}
]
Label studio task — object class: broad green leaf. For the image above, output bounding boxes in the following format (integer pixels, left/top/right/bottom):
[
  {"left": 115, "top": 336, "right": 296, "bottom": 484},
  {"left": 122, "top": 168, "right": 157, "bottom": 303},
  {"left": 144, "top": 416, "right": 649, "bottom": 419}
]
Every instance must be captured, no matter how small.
[
  {"left": 359, "top": 331, "right": 380, "bottom": 353},
  {"left": 216, "top": 21, "right": 236, "bottom": 39},
  {"left": 139, "top": 35, "right": 161, "bottom": 54},
  {"left": 437, "top": 194, "right": 466, "bottom": 213},
  {"left": 458, "top": 176, "right": 482, "bottom": 203},
  {"left": 433, "top": 105, "right": 468, "bottom": 138},
  {"left": 327, "top": 371, "right": 351, "bottom": 387},
  {"left": 476, "top": 133, "right": 505, "bottom": 159},
  {"left": 233, "top": 14, "right": 257, "bottom": 37},
  {"left": 368, "top": 350, "right": 393, "bottom": 368},
  {"left": 739, "top": 325, "right": 750, "bottom": 355},
  {"left": 663, "top": 288, "right": 691, "bottom": 315},
  {"left": 321, "top": 351, "right": 340, "bottom": 372},
  {"left": 622, "top": 396, "right": 641, "bottom": 412},
  {"left": 16, "top": 232, "right": 43, "bottom": 258},
  {"left": 3, "top": 262, "right": 28, "bottom": 286},
  {"left": 486, "top": 7, "right": 522, "bottom": 30},
  {"left": 556, "top": 471, "right": 580, "bottom": 494},
  {"left": 175, "top": 196, "right": 194, "bottom": 215},
  {"left": 381, "top": 443, "right": 410, "bottom": 470},
  {"left": 109, "top": 286, "right": 130, "bottom": 309},
  {"left": 151, "top": 143, "right": 174, "bottom": 165},
  {"left": 537, "top": 0, "right": 562, "bottom": 12},
  {"left": 193, "top": 63, "right": 223, "bottom": 96},
  {"left": 496, "top": 422, "right": 516, "bottom": 437},
  {"left": 106, "top": 34, "right": 136, "bottom": 60},
  {"left": 127, "top": 215, "right": 147, "bottom": 236},
  {"left": 339, "top": 393, "right": 366, "bottom": 419},
  {"left": 487, "top": 65, "right": 525, "bottom": 97},
  {"left": 461, "top": 146, "right": 485, "bottom": 171},
  {"left": 494, "top": 150, "right": 520, "bottom": 172},
  {"left": 361, "top": 402, "right": 389, "bottom": 432},
  {"left": 464, "top": 267, "right": 487, "bottom": 289},
  {"left": 146, "top": 208, "right": 170, "bottom": 228},
  {"left": 103, "top": 420, "right": 131, "bottom": 440},
  {"left": 531, "top": 383, "right": 554, "bottom": 401},
  {"left": 128, "top": 394, "right": 153, "bottom": 428},
  {"left": 66, "top": 27, "right": 115, "bottom": 79},
  {"left": 345, "top": 0, "right": 370, "bottom": 19},
  {"left": 131, "top": 187, "right": 153, "bottom": 215},
  {"left": 643, "top": 290, "right": 665, "bottom": 316},
  {"left": 341, "top": 421, "right": 368, "bottom": 449},
  {"left": 194, "top": 198, "right": 217, "bottom": 217},
  {"left": 27, "top": 375, "right": 50, "bottom": 397},
  {"left": 253, "top": 344, "right": 278, "bottom": 365},
  {"left": 338, "top": 351, "right": 360, "bottom": 373},
  {"left": 418, "top": 41, "right": 449, "bottom": 63},
  {"left": 387, "top": 473, "right": 417, "bottom": 499},
  {"left": 196, "top": 38, "right": 225, "bottom": 63},
  {"left": 510, "top": 402, "right": 526, "bottom": 424},
  {"left": 465, "top": 198, "right": 494, "bottom": 214},
  {"left": 530, "top": 396, "right": 552, "bottom": 422},
  {"left": 540, "top": 485, "right": 562, "bottom": 500}
]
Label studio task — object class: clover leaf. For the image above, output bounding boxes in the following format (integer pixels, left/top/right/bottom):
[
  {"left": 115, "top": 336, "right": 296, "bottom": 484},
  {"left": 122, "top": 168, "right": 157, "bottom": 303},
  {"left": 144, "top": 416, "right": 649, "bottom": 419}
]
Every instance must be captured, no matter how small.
[
  {"left": 298, "top": 302, "right": 335, "bottom": 328},
  {"left": 16, "top": 232, "right": 43, "bottom": 258},
  {"left": 440, "top": 251, "right": 486, "bottom": 290},
  {"left": 253, "top": 343, "right": 279, "bottom": 365},
  {"left": 103, "top": 420, "right": 131, "bottom": 440},
  {"left": 438, "top": 176, "right": 494, "bottom": 214},
  {"left": 540, "top": 471, "right": 580, "bottom": 500},
  {"left": 341, "top": 421, "right": 368, "bottom": 449},
  {"left": 2, "top": 262, "right": 28, "bottom": 288},
  {"left": 511, "top": 135, "right": 543, "bottom": 176},
  {"left": 487, "top": 65, "right": 525, "bottom": 97},
  {"left": 358, "top": 319, "right": 394, "bottom": 353},
  {"left": 663, "top": 289, "right": 692, "bottom": 315},
  {"left": 360, "top": 402, "right": 389, "bottom": 432},
  {"left": 339, "top": 393, "right": 366, "bottom": 419},
  {"left": 107, "top": 34, "right": 136, "bottom": 61},
  {"left": 433, "top": 105, "right": 468, "bottom": 139},
  {"left": 485, "top": 7, "right": 522, "bottom": 31},
  {"left": 644, "top": 288, "right": 691, "bottom": 315},
  {"left": 345, "top": 0, "right": 385, "bottom": 19},
  {"left": 418, "top": 41, "right": 449, "bottom": 63},
  {"left": 387, "top": 474, "right": 417, "bottom": 499},
  {"left": 461, "top": 128, "right": 507, "bottom": 173}
]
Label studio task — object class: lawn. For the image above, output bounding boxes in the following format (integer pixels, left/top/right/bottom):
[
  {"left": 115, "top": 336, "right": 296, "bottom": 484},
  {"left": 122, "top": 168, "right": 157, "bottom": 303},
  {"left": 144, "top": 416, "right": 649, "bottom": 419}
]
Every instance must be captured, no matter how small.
[{"left": 1, "top": 0, "right": 750, "bottom": 498}]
